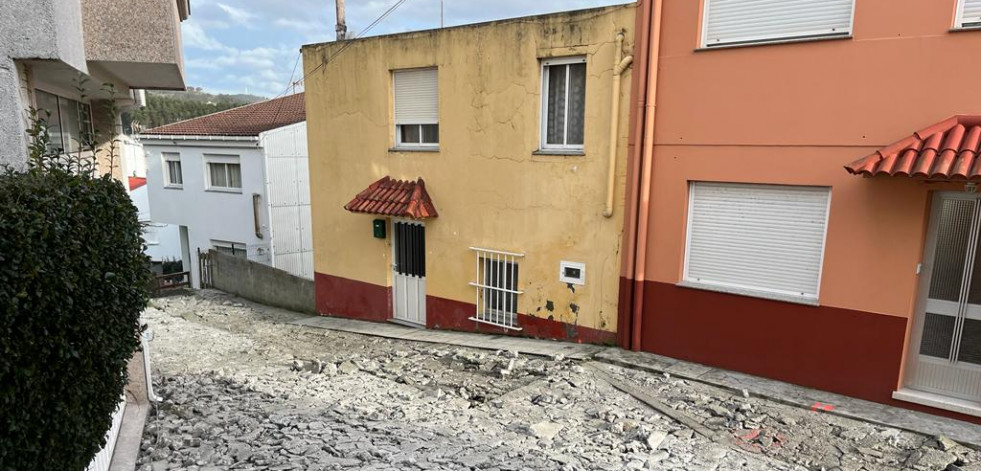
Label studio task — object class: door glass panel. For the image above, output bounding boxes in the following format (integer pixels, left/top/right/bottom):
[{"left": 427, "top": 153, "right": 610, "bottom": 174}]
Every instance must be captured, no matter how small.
[
  {"left": 959, "top": 318, "right": 981, "bottom": 365},
  {"left": 929, "top": 199, "right": 975, "bottom": 302},
  {"left": 921, "top": 313, "right": 956, "bottom": 359}
]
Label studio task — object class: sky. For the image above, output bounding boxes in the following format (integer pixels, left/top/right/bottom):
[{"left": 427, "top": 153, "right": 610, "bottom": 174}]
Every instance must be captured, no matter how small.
[{"left": 181, "top": 0, "right": 629, "bottom": 98}]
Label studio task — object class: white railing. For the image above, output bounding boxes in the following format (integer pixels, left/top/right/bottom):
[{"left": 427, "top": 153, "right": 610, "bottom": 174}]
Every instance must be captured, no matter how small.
[
  {"left": 85, "top": 396, "right": 127, "bottom": 471},
  {"left": 468, "top": 247, "right": 524, "bottom": 330}
]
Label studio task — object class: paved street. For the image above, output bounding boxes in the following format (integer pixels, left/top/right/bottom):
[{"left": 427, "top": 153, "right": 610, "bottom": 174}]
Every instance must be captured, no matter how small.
[{"left": 138, "top": 292, "right": 979, "bottom": 471}]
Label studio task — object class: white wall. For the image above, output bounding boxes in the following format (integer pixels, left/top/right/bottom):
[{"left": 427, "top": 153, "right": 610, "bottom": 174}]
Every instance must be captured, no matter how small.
[
  {"left": 128, "top": 184, "right": 181, "bottom": 262},
  {"left": 144, "top": 137, "right": 271, "bottom": 288},
  {"left": 261, "top": 122, "right": 314, "bottom": 280}
]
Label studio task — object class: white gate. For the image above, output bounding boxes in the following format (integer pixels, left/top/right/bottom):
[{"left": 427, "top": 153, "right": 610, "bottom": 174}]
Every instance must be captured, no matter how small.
[{"left": 392, "top": 220, "right": 426, "bottom": 326}]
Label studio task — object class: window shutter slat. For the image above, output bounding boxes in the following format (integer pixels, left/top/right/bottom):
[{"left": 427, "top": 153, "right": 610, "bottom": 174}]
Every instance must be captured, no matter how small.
[
  {"left": 961, "top": 0, "right": 981, "bottom": 26},
  {"left": 394, "top": 69, "right": 438, "bottom": 125},
  {"left": 704, "top": 0, "right": 853, "bottom": 47},
  {"left": 685, "top": 183, "right": 830, "bottom": 299}
]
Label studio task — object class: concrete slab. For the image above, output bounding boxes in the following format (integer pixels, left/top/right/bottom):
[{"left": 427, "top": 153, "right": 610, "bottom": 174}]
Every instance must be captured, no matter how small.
[
  {"left": 594, "top": 347, "right": 981, "bottom": 448},
  {"left": 108, "top": 400, "right": 149, "bottom": 471},
  {"left": 288, "top": 315, "right": 603, "bottom": 360}
]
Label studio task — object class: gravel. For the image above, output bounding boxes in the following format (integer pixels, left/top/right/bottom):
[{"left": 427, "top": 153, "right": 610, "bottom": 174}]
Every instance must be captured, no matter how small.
[{"left": 138, "top": 291, "right": 980, "bottom": 470}]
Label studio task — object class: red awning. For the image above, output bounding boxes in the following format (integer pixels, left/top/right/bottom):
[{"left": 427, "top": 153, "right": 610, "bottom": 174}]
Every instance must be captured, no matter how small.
[
  {"left": 846, "top": 115, "right": 981, "bottom": 180},
  {"left": 344, "top": 176, "right": 438, "bottom": 219}
]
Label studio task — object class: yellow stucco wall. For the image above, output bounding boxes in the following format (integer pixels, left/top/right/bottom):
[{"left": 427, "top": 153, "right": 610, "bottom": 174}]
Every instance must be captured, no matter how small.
[{"left": 302, "top": 5, "right": 635, "bottom": 333}]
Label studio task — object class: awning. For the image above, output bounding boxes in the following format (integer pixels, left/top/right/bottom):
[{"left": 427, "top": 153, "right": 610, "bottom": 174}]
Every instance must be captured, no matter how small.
[
  {"left": 344, "top": 176, "right": 438, "bottom": 219},
  {"left": 845, "top": 115, "right": 981, "bottom": 180}
]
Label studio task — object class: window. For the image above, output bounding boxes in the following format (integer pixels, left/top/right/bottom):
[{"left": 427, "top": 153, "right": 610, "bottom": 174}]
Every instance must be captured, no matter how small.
[
  {"left": 701, "top": 0, "right": 854, "bottom": 48},
  {"left": 541, "top": 56, "right": 586, "bottom": 150},
  {"left": 683, "top": 182, "right": 831, "bottom": 303},
  {"left": 35, "top": 89, "right": 93, "bottom": 154},
  {"left": 957, "top": 0, "right": 981, "bottom": 28},
  {"left": 469, "top": 247, "right": 523, "bottom": 329},
  {"left": 212, "top": 240, "right": 247, "bottom": 258},
  {"left": 205, "top": 155, "right": 242, "bottom": 191},
  {"left": 163, "top": 153, "right": 183, "bottom": 187},
  {"left": 393, "top": 68, "right": 439, "bottom": 148}
]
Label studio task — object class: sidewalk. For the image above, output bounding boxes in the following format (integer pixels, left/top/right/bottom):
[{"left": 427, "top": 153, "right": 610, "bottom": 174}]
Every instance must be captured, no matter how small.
[{"left": 291, "top": 313, "right": 981, "bottom": 448}]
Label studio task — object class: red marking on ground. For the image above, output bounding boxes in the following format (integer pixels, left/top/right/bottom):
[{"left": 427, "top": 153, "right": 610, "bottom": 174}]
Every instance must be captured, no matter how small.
[{"left": 811, "top": 402, "right": 835, "bottom": 412}]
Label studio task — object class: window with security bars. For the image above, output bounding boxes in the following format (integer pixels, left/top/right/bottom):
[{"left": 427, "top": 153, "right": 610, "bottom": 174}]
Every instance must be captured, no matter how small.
[
  {"left": 541, "top": 57, "right": 586, "bottom": 150},
  {"left": 163, "top": 153, "right": 183, "bottom": 187},
  {"left": 469, "top": 247, "right": 523, "bottom": 329}
]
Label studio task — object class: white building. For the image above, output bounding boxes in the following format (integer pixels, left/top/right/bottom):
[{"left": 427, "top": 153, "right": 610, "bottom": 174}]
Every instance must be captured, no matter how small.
[{"left": 140, "top": 93, "right": 312, "bottom": 287}]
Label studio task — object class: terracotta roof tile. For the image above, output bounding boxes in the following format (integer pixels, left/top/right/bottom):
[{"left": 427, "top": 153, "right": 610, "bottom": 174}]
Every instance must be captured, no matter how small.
[
  {"left": 846, "top": 115, "right": 981, "bottom": 179},
  {"left": 141, "top": 93, "right": 305, "bottom": 137},
  {"left": 344, "top": 176, "right": 438, "bottom": 219}
]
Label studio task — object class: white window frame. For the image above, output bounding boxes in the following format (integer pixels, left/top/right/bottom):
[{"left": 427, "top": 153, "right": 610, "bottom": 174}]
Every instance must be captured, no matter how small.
[
  {"left": 162, "top": 152, "right": 182, "bottom": 188},
  {"left": 955, "top": 0, "right": 981, "bottom": 28},
  {"left": 540, "top": 56, "right": 587, "bottom": 152},
  {"left": 203, "top": 154, "right": 242, "bottom": 193},
  {"left": 34, "top": 88, "right": 94, "bottom": 155},
  {"left": 392, "top": 68, "right": 439, "bottom": 150},
  {"left": 699, "top": 0, "right": 856, "bottom": 49},
  {"left": 681, "top": 182, "right": 832, "bottom": 305}
]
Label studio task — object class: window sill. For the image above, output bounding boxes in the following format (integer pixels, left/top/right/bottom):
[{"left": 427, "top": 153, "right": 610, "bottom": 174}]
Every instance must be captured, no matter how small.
[
  {"left": 533, "top": 149, "right": 585, "bottom": 157},
  {"left": 205, "top": 188, "right": 243, "bottom": 194},
  {"left": 164, "top": 185, "right": 183, "bottom": 190},
  {"left": 951, "top": 25, "right": 981, "bottom": 33},
  {"left": 389, "top": 147, "right": 440, "bottom": 153},
  {"left": 696, "top": 33, "right": 851, "bottom": 52},
  {"left": 676, "top": 280, "right": 819, "bottom": 307},
  {"left": 893, "top": 389, "right": 981, "bottom": 418}
]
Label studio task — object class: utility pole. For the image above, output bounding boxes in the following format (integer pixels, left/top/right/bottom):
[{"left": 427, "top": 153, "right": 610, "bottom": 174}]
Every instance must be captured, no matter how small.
[{"left": 335, "top": 0, "right": 348, "bottom": 40}]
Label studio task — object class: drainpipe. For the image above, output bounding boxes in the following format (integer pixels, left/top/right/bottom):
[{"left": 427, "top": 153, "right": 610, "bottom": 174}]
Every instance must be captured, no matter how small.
[
  {"left": 629, "top": 0, "right": 665, "bottom": 351},
  {"left": 603, "top": 31, "right": 634, "bottom": 218},
  {"left": 617, "top": 0, "right": 653, "bottom": 349}
]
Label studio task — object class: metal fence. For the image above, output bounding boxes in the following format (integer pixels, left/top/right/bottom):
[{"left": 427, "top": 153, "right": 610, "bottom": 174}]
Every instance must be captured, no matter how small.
[
  {"left": 468, "top": 247, "right": 524, "bottom": 330},
  {"left": 150, "top": 271, "right": 190, "bottom": 296}
]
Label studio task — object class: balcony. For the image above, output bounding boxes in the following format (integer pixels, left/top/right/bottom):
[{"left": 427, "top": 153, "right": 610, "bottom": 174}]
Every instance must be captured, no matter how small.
[{"left": 81, "top": 0, "right": 190, "bottom": 90}]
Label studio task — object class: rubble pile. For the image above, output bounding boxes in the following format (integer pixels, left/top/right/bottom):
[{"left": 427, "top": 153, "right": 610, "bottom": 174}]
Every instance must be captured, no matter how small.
[{"left": 138, "top": 293, "right": 980, "bottom": 470}]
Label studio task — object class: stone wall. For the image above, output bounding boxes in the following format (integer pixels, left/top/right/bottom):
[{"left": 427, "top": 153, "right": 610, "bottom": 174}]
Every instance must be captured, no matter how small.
[{"left": 210, "top": 250, "right": 315, "bottom": 315}]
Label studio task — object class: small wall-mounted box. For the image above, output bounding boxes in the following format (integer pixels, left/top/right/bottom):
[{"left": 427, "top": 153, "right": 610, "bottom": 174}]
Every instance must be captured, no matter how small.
[
  {"left": 373, "top": 219, "right": 386, "bottom": 239},
  {"left": 560, "top": 261, "right": 586, "bottom": 285}
]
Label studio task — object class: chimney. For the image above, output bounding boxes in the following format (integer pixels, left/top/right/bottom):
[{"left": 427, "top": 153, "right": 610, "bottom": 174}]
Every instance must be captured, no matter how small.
[{"left": 335, "top": 0, "right": 348, "bottom": 40}]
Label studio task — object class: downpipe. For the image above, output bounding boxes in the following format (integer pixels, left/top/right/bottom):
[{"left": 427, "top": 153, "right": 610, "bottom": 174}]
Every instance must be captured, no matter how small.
[{"left": 603, "top": 31, "right": 634, "bottom": 218}]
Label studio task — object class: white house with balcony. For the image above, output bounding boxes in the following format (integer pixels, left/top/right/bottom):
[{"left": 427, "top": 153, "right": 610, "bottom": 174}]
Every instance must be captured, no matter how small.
[{"left": 140, "top": 93, "right": 312, "bottom": 288}]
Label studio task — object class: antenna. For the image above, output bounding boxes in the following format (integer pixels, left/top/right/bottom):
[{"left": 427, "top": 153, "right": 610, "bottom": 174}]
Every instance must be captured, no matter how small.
[{"left": 440, "top": 0, "right": 444, "bottom": 28}]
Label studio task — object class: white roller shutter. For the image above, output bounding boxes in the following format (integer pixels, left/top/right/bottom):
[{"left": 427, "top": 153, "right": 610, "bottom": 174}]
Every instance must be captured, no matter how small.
[
  {"left": 684, "top": 182, "right": 831, "bottom": 301},
  {"left": 702, "top": 0, "right": 854, "bottom": 47},
  {"left": 958, "top": 0, "right": 981, "bottom": 27},
  {"left": 393, "top": 68, "right": 438, "bottom": 125}
]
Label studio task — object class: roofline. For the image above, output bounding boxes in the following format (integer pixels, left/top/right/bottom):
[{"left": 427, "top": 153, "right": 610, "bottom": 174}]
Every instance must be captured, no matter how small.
[
  {"left": 301, "top": 3, "right": 634, "bottom": 50},
  {"left": 137, "top": 134, "right": 261, "bottom": 142},
  {"left": 140, "top": 92, "right": 304, "bottom": 135}
]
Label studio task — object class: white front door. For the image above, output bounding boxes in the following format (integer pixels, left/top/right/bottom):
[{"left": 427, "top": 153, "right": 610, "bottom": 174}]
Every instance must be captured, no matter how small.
[
  {"left": 907, "top": 193, "right": 981, "bottom": 402},
  {"left": 392, "top": 220, "right": 426, "bottom": 326}
]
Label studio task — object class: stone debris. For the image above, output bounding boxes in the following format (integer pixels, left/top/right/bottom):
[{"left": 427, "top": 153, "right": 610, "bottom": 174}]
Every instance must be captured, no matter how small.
[{"left": 137, "top": 291, "right": 981, "bottom": 471}]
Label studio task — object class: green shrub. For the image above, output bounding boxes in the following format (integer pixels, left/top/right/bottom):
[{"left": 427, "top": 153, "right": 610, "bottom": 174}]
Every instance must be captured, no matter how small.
[{"left": 0, "top": 167, "right": 151, "bottom": 470}]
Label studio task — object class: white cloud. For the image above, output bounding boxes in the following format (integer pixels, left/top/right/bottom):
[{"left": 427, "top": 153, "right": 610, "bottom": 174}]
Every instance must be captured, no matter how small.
[
  {"left": 216, "top": 3, "right": 257, "bottom": 27},
  {"left": 182, "top": 23, "right": 226, "bottom": 51}
]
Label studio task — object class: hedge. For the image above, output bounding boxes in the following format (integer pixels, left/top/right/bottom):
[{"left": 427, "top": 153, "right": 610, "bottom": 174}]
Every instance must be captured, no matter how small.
[{"left": 0, "top": 167, "right": 151, "bottom": 470}]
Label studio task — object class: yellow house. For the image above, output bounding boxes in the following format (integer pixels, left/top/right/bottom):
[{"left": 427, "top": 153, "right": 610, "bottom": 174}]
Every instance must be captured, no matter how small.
[{"left": 301, "top": 4, "right": 635, "bottom": 343}]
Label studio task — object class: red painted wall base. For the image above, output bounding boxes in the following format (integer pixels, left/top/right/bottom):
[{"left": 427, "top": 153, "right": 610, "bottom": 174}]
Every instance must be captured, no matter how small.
[
  {"left": 637, "top": 279, "right": 981, "bottom": 425},
  {"left": 315, "top": 272, "right": 617, "bottom": 344}
]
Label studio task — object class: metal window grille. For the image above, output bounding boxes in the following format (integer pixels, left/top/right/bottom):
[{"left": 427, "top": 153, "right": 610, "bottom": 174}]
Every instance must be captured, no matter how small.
[{"left": 468, "top": 247, "right": 523, "bottom": 330}]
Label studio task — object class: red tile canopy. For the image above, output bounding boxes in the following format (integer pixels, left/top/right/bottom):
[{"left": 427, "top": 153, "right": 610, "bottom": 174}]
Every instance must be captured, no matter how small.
[
  {"left": 846, "top": 115, "right": 981, "bottom": 180},
  {"left": 344, "top": 176, "right": 438, "bottom": 219}
]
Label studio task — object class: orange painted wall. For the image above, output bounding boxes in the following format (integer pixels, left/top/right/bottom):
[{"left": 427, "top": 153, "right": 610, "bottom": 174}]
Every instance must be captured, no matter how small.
[{"left": 646, "top": 0, "right": 981, "bottom": 318}]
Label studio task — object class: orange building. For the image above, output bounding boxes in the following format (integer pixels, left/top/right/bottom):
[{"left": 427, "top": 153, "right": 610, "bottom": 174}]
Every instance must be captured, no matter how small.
[{"left": 619, "top": 0, "right": 981, "bottom": 422}]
